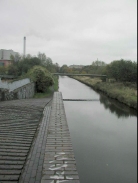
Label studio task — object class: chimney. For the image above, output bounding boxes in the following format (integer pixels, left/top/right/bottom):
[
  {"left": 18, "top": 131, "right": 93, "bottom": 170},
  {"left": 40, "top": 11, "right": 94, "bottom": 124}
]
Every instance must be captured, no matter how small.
[{"left": 23, "top": 37, "right": 26, "bottom": 57}]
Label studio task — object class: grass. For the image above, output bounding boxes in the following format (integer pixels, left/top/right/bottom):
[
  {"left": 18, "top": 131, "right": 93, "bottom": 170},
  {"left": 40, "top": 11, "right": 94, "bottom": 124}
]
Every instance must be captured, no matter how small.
[
  {"left": 73, "top": 76, "right": 137, "bottom": 110},
  {"left": 53, "top": 75, "right": 59, "bottom": 91},
  {"left": 33, "top": 76, "right": 59, "bottom": 98},
  {"left": 33, "top": 88, "right": 53, "bottom": 98}
]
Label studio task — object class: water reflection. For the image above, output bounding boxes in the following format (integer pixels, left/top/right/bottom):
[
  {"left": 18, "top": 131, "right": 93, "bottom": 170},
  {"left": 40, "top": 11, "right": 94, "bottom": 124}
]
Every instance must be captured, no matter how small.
[
  {"left": 59, "top": 76, "right": 137, "bottom": 118},
  {"left": 99, "top": 94, "right": 137, "bottom": 118},
  {"left": 0, "top": 78, "right": 30, "bottom": 91}
]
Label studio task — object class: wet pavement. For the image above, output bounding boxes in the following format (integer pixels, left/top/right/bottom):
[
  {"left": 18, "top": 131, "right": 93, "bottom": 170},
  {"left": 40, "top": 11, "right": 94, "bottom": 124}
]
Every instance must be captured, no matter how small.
[
  {"left": 41, "top": 92, "right": 80, "bottom": 183},
  {"left": 0, "top": 93, "right": 80, "bottom": 183}
]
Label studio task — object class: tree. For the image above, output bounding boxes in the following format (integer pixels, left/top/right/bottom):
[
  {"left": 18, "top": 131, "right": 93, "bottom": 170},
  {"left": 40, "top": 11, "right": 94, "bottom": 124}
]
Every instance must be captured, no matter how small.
[
  {"left": 106, "top": 59, "right": 137, "bottom": 82},
  {"left": 60, "top": 65, "right": 70, "bottom": 73},
  {"left": 7, "top": 57, "right": 42, "bottom": 76},
  {"left": 92, "top": 60, "right": 106, "bottom": 67},
  {"left": 0, "top": 66, "right": 7, "bottom": 74},
  {"left": 10, "top": 53, "right": 21, "bottom": 62},
  {"left": 54, "top": 63, "right": 60, "bottom": 72},
  {"left": 7, "top": 64, "right": 19, "bottom": 76},
  {"left": 26, "top": 54, "right": 32, "bottom": 59},
  {"left": 7, "top": 52, "right": 59, "bottom": 77},
  {"left": 27, "top": 66, "right": 54, "bottom": 92},
  {"left": 43, "top": 57, "right": 54, "bottom": 72},
  {"left": 37, "top": 52, "right": 47, "bottom": 63}
]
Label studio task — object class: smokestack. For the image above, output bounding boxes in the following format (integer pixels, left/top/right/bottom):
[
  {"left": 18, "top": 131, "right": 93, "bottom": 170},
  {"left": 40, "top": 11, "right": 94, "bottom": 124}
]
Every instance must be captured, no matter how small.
[{"left": 23, "top": 36, "right": 26, "bottom": 57}]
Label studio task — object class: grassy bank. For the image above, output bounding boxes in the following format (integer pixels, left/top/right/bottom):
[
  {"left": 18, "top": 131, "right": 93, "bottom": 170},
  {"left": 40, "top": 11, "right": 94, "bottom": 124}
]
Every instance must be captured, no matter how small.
[
  {"left": 34, "top": 76, "right": 59, "bottom": 98},
  {"left": 72, "top": 76, "right": 137, "bottom": 110}
]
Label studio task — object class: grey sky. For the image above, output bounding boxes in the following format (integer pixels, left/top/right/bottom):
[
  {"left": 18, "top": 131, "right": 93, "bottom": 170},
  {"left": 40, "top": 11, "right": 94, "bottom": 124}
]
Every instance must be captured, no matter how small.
[{"left": 0, "top": 0, "right": 137, "bottom": 66}]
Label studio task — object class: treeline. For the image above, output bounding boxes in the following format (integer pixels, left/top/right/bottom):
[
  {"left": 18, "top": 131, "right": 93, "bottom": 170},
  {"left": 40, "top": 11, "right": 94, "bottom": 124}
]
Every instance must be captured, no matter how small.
[
  {"left": 0, "top": 52, "right": 60, "bottom": 76},
  {"left": 59, "top": 59, "right": 137, "bottom": 83},
  {"left": 0, "top": 56, "right": 137, "bottom": 83},
  {"left": 0, "top": 52, "right": 60, "bottom": 93},
  {"left": 106, "top": 60, "right": 137, "bottom": 82}
]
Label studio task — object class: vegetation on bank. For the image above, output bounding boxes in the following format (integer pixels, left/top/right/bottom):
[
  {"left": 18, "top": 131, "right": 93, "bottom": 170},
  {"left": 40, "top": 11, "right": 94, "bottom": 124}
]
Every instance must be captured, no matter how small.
[
  {"left": 0, "top": 53, "right": 60, "bottom": 76},
  {"left": 33, "top": 75, "right": 58, "bottom": 98},
  {"left": 0, "top": 53, "right": 137, "bottom": 103},
  {"left": 0, "top": 52, "right": 59, "bottom": 98},
  {"left": 60, "top": 59, "right": 137, "bottom": 82},
  {"left": 27, "top": 66, "right": 54, "bottom": 93},
  {"left": 73, "top": 76, "right": 137, "bottom": 109},
  {"left": 60, "top": 59, "right": 137, "bottom": 109}
]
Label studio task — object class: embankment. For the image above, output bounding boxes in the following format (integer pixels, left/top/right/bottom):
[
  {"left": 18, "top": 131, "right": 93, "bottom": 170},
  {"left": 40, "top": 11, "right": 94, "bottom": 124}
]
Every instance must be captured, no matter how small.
[
  {"left": 0, "top": 82, "right": 35, "bottom": 101},
  {"left": 72, "top": 76, "right": 137, "bottom": 110}
]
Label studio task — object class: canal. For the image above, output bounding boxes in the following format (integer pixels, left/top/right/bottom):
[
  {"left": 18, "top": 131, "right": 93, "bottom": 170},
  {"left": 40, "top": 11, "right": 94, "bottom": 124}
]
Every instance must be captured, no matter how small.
[{"left": 58, "top": 76, "right": 137, "bottom": 183}]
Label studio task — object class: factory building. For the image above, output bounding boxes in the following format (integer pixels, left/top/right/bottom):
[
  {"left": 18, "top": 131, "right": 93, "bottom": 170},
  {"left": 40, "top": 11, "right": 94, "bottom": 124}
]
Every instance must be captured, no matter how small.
[{"left": 0, "top": 49, "right": 18, "bottom": 66}]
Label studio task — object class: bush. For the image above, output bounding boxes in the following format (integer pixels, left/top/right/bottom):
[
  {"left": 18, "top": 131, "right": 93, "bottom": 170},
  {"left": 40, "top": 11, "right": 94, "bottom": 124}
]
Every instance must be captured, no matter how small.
[
  {"left": 28, "top": 66, "right": 54, "bottom": 92},
  {"left": 0, "top": 66, "right": 8, "bottom": 74},
  {"left": 106, "top": 59, "right": 137, "bottom": 82}
]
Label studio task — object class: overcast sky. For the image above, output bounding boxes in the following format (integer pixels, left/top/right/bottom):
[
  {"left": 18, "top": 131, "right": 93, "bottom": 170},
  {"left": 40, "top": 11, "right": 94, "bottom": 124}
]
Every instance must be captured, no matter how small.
[{"left": 0, "top": 0, "right": 137, "bottom": 66}]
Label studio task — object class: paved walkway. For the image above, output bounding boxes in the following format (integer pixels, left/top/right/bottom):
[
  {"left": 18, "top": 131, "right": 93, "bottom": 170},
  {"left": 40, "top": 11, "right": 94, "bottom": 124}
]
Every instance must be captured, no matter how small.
[
  {"left": 41, "top": 92, "right": 80, "bottom": 183},
  {"left": 0, "top": 93, "right": 80, "bottom": 183}
]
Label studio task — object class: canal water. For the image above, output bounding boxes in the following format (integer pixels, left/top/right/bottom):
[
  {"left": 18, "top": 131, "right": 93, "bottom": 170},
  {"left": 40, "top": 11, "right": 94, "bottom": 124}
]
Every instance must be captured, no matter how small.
[{"left": 58, "top": 76, "right": 137, "bottom": 183}]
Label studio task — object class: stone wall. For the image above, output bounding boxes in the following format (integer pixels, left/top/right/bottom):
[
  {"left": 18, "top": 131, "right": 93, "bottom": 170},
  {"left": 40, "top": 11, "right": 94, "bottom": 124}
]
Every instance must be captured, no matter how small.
[{"left": 0, "top": 82, "right": 35, "bottom": 101}]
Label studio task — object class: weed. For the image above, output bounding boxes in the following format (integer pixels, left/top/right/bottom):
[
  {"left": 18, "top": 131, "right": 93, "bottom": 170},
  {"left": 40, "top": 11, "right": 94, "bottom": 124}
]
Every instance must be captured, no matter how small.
[{"left": 73, "top": 76, "right": 137, "bottom": 110}]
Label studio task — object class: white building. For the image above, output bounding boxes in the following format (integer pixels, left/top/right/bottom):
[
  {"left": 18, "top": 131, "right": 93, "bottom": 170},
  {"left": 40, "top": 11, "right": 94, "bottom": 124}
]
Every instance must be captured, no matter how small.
[
  {"left": 0, "top": 49, "right": 18, "bottom": 60},
  {"left": 69, "top": 65, "right": 84, "bottom": 69}
]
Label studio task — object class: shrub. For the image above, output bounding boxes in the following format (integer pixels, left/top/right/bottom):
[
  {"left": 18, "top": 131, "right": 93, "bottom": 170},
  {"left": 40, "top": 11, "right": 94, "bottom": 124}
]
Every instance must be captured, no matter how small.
[
  {"left": 106, "top": 59, "right": 137, "bottom": 82},
  {"left": 28, "top": 66, "right": 54, "bottom": 92}
]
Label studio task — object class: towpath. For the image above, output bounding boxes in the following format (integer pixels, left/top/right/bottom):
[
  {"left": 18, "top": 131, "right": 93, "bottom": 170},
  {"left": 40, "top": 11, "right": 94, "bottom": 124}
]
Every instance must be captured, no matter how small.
[{"left": 0, "top": 93, "right": 80, "bottom": 183}]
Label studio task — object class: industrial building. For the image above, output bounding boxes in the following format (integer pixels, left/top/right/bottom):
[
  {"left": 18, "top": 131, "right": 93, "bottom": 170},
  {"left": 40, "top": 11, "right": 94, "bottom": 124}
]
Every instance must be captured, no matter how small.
[{"left": 0, "top": 49, "right": 18, "bottom": 66}]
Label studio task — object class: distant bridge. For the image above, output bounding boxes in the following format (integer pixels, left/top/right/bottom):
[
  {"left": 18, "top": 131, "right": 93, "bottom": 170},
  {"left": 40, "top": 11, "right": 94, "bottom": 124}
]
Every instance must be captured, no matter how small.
[
  {"left": 52, "top": 73, "right": 107, "bottom": 77},
  {"left": 52, "top": 73, "right": 107, "bottom": 81}
]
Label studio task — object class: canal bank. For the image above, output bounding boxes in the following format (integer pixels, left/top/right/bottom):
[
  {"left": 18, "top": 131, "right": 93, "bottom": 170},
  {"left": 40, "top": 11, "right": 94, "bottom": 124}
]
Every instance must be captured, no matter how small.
[
  {"left": 71, "top": 76, "right": 137, "bottom": 110},
  {"left": 0, "top": 78, "right": 35, "bottom": 101}
]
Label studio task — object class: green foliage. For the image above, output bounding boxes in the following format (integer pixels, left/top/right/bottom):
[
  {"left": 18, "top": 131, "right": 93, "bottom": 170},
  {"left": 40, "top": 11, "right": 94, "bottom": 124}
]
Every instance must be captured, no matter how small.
[
  {"left": 37, "top": 52, "right": 47, "bottom": 62},
  {"left": 10, "top": 53, "right": 21, "bottom": 62},
  {"left": 37, "top": 52, "right": 58, "bottom": 72},
  {"left": 53, "top": 76, "right": 59, "bottom": 91},
  {"left": 33, "top": 89, "right": 52, "bottom": 98},
  {"left": 80, "top": 62, "right": 106, "bottom": 75},
  {"left": 73, "top": 76, "right": 137, "bottom": 109},
  {"left": 106, "top": 59, "right": 137, "bottom": 82},
  {"left": 7, "top": 57, "right": 42, "bottom": 76},
  {"left": 65, "top": 59, "right": 137, "bottom": 83},
  {"left": 28, "top": 66, "right": 54, "bottom": 93},
  {"left": 8, "top": 64, "right": 19, "bottom": 76},
  {"left": 7, "top": 52, "right": 59, "bottom": 76},
  {"left": 33, "top": 75, "right": 59, "bottom": 98},
  {"left": 0, "top": 66, "right": 8, "bottom": 74},
  {"left": 92, "top": 60, "right": 106, "bottom": 67},
  {"left": 59, "top": 60, "right": 107, "bottom": 75},
  {"left": 43, "top": 57, "right": 53, "bottom": 71},
  {"left": 59, "top": 65, "right": 69, "bottom": 73}
]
